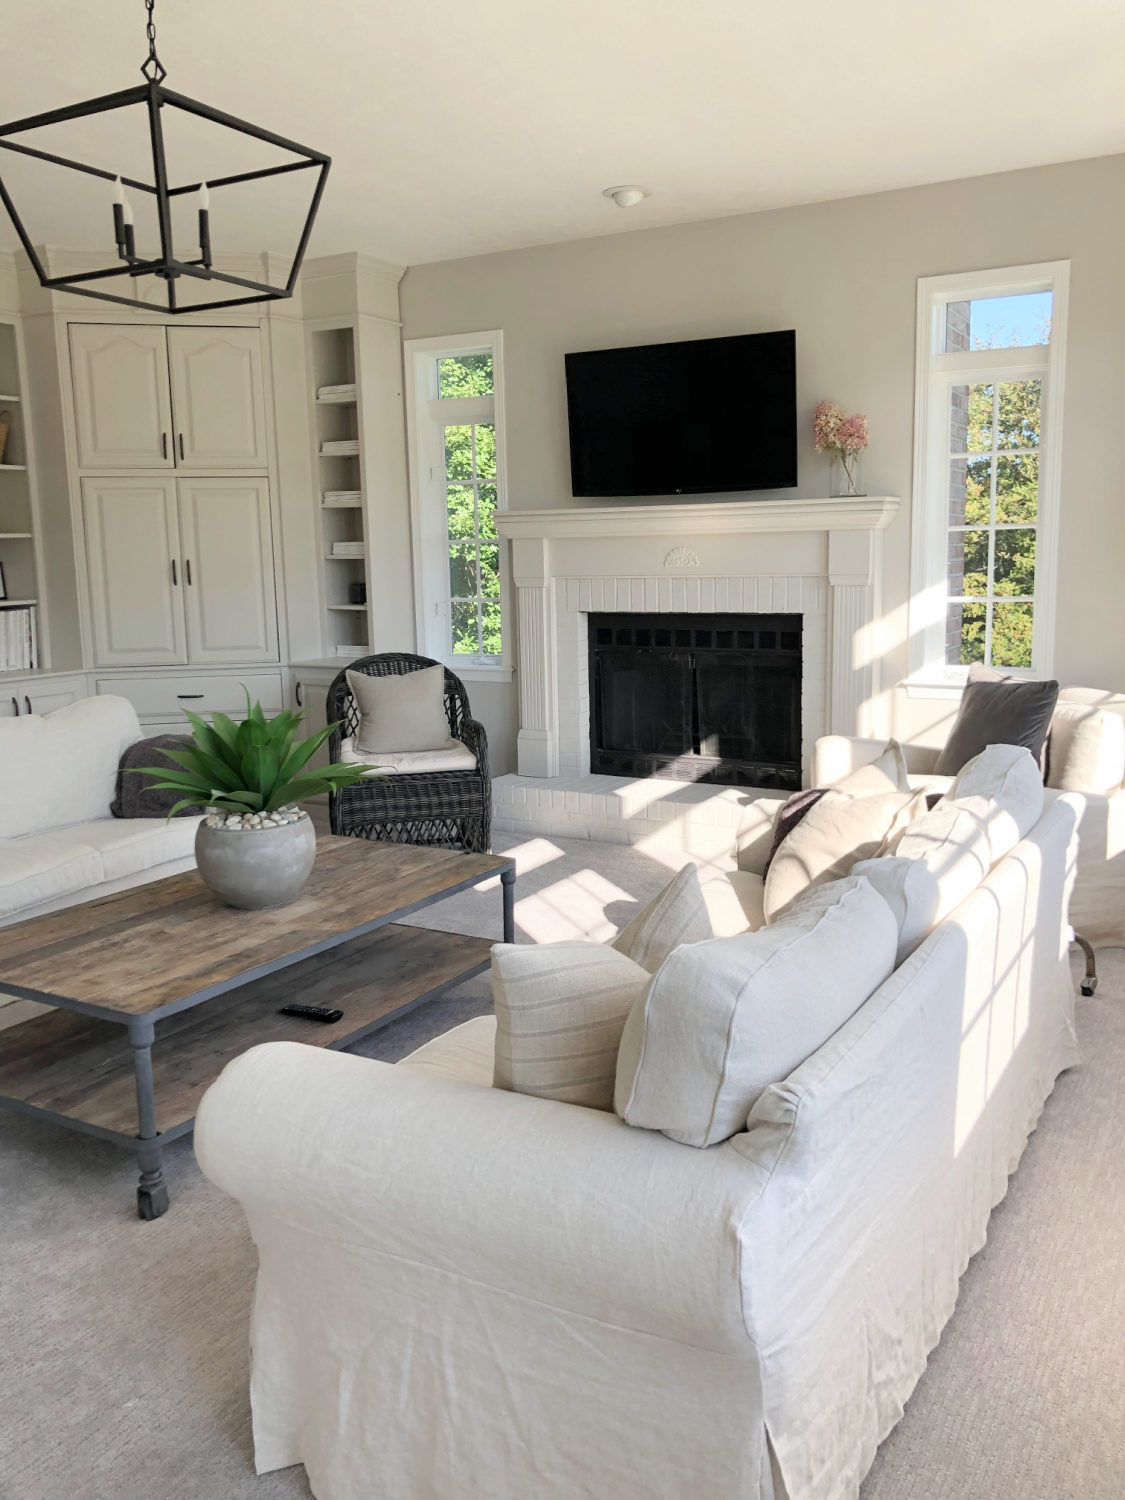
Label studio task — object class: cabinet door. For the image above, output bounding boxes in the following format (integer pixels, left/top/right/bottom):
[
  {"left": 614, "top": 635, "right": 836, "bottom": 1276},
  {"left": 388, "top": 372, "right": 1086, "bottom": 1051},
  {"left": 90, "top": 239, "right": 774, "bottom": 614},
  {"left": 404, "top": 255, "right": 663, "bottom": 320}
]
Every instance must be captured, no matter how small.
[
  {"left": 69, "top": 325, "right": 174, "bottom": 469},
  {"left": 168, "top": 327, "right": 268, "bottom": 470},
  {"left": 24, "top": 680, "right": 84, "bottom": 716},
  {"left": 82, "top": 478, "right": 186, "bottom": 667},
  {"left": 178, "top": 478, "right": 279, "bottom": 664}
]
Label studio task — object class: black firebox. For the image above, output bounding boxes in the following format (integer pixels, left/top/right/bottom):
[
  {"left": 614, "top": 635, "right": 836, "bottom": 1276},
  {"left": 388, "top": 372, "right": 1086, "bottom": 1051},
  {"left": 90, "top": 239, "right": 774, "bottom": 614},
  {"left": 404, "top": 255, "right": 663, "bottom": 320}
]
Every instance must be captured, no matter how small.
[{"left": 588, "top": 613, "right": 802, "bottom": 790}]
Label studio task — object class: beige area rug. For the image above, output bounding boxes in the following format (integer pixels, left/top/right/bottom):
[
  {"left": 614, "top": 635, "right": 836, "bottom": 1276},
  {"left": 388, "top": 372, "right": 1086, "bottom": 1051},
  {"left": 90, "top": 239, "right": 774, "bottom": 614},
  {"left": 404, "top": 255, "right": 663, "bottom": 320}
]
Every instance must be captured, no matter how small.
[{"left": 0, "top": 832, "right": 1121, "bottom": 1500}]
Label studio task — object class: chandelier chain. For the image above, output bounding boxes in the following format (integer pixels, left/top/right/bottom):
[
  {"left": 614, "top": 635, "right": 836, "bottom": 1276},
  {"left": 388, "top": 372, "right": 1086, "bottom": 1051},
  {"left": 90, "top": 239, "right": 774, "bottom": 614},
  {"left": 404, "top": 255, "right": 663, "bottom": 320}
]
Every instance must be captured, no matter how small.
[{"left": 140, "top": 0, "right": 167, "bottom": 84}]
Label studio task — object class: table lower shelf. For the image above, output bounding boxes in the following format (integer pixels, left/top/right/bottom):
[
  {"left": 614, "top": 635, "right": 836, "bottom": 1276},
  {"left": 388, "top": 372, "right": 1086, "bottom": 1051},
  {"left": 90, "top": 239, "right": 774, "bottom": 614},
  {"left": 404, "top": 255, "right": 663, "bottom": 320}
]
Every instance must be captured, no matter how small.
[{"left": 0, "top": 922, "right": 492, "bottom": 1141}]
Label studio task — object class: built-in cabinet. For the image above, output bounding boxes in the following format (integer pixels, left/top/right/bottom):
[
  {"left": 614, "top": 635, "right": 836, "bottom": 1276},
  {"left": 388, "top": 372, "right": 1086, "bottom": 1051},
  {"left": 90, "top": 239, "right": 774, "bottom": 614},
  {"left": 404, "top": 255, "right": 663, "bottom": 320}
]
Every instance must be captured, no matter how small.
[
  {"left": 81, "top": 475, "right": 277, "bottom": 668},
  {"left": 0, "top": 672, "right": 84, "bottom": 718},
  {"left": 69, "top": 324, "right": 268, "bottom": 471}
]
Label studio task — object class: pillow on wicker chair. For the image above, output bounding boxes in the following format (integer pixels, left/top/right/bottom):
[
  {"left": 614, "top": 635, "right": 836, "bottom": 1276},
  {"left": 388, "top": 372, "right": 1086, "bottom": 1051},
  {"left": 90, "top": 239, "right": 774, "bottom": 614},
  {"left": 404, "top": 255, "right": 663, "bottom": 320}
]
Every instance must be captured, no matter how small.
[{"left": 347, "top": 664, "right": 458, "bottom": 755}]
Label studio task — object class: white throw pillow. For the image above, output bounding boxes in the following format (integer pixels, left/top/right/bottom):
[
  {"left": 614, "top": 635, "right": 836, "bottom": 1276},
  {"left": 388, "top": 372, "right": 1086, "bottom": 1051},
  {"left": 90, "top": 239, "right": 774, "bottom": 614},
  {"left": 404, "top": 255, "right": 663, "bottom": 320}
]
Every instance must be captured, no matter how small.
[
  {"left": 612, "top": 862, "right": 712, "bottom": 972},
  {"left": 0, "top": 695, "right": 142, "bottom": 841},
  {"left": 492, "top": 941, "right": 651, "bottom": 1111},
  {"left": 1047, "top": 702, "right": 1125, "bottom": 795},
  {"left": 763, "top": 787, "right": 927, "bottom": 921},
  {"left": 854, "top": 800, "right": 992, "bottom": 965},
  {"left": 614, "top": 876, "right": 898, "bottom": 1147},
  {"left": 946, "top": 743, "right": 1044, "bottom": 863},
  {"left": 833, "top": 738, "right": 910, "bottom": 795},
  {"left": 347, "top": 665, "right": 456, "bottom": 755}
]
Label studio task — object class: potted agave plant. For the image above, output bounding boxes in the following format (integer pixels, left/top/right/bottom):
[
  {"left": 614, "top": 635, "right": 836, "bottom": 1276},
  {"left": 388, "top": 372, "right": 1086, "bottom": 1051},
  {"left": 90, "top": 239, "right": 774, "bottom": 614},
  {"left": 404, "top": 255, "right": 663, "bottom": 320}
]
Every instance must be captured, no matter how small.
[{"left": 134, "top": 695, "right": 376, "bottom": 911}]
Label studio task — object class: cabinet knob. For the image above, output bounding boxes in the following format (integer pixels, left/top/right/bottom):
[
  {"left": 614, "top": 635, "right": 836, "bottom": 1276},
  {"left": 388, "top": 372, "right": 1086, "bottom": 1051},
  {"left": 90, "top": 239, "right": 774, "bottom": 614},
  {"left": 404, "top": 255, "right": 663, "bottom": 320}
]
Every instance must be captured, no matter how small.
[
  {"left": 185, "top": 558, "right": 193, "bottom": 586},
  {"left": 171, "top": 558, "right": 178, "bottom": 586},
  {"left": 295, "top": 681, "right": 304, "bottom": 708},
  {"left": 162, "top": 432, "right": 168, "bottom": 460},
  {"left": 24, "top": 695, "right": 31, "bottom": 716},
  {"left": 10, "top": 696, "right": 17, "bottom": 716},
  {"left": 179, "top": 433, "right": 185, "bottom": 461}
]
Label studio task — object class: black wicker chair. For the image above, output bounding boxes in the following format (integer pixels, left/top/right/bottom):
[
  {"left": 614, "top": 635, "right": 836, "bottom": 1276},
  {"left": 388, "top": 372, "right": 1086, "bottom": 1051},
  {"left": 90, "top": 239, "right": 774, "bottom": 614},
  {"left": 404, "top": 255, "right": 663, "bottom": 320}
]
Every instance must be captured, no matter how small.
[{"left": 326, "top": 653, "right": 491, "bottom": 854}]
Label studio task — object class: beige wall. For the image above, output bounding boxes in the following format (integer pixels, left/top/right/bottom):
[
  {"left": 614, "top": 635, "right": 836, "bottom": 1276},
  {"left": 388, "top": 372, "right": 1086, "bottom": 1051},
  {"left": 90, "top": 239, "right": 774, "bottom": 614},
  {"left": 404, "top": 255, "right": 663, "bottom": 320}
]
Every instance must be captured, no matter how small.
[{"left": 400, "top": 153, "right": 1125, "bottom": 761}]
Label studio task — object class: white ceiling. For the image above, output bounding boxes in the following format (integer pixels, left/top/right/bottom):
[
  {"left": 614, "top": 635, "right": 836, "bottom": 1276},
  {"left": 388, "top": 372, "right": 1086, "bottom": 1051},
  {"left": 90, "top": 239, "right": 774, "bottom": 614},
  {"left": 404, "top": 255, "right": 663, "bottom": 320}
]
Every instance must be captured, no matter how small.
[{"left": 1, "top": 0, "right": 1122, "bottom": 269}]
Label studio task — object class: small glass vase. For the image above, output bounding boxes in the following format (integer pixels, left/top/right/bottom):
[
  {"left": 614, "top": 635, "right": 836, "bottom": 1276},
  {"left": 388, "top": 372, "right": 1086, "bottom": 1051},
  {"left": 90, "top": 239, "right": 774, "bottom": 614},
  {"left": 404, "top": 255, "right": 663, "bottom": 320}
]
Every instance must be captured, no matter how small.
[{"left": 829, "top": 450, "right": 866, "bottom": 498}]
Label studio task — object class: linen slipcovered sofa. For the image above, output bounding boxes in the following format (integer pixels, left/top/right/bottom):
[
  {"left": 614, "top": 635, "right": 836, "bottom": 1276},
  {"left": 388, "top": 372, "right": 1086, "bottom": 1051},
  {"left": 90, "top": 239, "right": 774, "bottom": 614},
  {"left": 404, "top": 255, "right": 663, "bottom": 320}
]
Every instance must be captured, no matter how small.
[
  {"left": 814, "top": 686, "right": 1125, "bottom": 946},
  {"left": 197, "top": 766, "right": 1084, "bottom": 1500}
]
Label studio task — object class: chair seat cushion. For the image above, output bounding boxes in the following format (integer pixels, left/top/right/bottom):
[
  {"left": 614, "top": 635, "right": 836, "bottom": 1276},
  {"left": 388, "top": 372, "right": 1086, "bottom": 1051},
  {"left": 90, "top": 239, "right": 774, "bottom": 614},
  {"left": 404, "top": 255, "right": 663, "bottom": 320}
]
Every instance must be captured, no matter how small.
[
  {"left": 0, "top": 816, "right": 202, "bottom": 921},
  {"left": 338, "top": 737, "right": 477, "bottom": 775}
]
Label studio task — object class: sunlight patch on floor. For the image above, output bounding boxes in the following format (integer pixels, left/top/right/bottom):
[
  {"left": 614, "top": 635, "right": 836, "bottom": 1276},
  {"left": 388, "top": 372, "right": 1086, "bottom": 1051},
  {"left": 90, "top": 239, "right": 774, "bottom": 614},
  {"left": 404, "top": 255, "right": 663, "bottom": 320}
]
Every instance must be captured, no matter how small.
[
  {"left": 514, "top": 868, "right": 637, "bottom": 944},
  {"left": 474, "top": 837, "right": 565, "bottom": 891}
]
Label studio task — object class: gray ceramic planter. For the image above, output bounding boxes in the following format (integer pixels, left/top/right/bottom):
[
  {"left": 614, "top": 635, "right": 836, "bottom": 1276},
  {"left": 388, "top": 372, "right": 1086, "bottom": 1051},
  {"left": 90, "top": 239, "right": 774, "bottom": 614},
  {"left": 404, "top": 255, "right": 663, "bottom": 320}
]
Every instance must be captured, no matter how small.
[{"left": 195, "top": 816, "right": 317, "bottom": 910}]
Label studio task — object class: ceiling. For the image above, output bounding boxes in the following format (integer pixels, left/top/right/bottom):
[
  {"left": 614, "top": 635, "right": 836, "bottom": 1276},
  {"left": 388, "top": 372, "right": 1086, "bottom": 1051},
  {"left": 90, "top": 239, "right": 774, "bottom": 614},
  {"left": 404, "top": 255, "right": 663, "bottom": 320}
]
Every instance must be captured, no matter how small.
[{"left": 1, "top": 0, "right": 1122, "bottom": 269}]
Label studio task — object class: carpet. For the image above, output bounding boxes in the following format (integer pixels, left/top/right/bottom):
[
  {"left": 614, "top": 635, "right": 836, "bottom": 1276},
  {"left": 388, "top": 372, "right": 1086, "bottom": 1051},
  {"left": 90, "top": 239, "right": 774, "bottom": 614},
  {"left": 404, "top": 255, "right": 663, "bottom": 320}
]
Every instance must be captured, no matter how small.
[{"left": 0, "top": 832, "right": 1121, "bottom": 1499}]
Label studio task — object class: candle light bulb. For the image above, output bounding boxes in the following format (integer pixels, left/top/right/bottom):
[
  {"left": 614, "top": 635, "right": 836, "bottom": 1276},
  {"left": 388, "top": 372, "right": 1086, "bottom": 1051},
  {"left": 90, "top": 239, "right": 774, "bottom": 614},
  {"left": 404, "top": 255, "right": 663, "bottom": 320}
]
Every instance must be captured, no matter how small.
[
  {"left": 113, "top": 175, "right": 124, "bottom": 205},
  {"left": 198, "top": 181, "right": 210, "bottom": 211},
  {"left": 122, "top": 195, "right": 134, "bottom": 226}
]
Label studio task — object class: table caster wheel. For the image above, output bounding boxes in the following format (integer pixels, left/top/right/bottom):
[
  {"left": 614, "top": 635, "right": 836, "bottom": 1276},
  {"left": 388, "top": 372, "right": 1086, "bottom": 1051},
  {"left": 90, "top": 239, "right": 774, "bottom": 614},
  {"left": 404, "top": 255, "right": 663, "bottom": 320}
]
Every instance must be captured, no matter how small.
[{"left": 137, "top": 1183, "right": 170, "bottom": 1220}]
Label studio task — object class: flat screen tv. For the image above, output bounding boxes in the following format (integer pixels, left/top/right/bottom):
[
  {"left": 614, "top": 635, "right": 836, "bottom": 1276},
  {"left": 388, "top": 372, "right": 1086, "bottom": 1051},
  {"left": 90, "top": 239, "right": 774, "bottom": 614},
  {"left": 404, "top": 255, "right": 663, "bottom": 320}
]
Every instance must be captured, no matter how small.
[{"left": 565, "top": 330, "right": 796, "bottom": 498}]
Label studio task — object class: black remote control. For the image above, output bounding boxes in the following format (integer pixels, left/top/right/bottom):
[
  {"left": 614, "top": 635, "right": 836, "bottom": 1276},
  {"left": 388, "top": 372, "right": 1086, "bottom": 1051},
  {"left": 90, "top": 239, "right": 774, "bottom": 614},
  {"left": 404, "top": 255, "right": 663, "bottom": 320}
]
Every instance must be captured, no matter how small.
[{"left": 279, "top": 1004, "right": 343, "bottom": 1023}]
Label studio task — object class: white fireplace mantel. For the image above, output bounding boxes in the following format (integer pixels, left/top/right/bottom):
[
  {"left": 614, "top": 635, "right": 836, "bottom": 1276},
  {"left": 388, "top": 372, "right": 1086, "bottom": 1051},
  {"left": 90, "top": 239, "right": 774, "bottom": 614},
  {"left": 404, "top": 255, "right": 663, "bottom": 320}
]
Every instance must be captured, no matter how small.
[
  {"left": 495, "top": 496, "right": 900, "bottom": 780},
  {"left": 496, "top": 494, "right": 899, "bottom": 541}
]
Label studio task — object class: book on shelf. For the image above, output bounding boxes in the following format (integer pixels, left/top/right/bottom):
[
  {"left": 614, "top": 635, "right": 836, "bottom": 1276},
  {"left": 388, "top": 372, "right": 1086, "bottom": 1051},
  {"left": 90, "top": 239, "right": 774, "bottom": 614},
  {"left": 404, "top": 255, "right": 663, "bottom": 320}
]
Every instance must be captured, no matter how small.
[
  {"left": 320, "top": 439, "right": 360, "bottom": 457},
  {"left": 335, "top": 643, "right": 370, "bottom": 657},
  {"left": 330, "top": 542, "right": 366, "bottom": 558},
  {"left": 0, "top": 604, "right": 35, "bottom": 672},
  {"left": 322, "top": 490, "right": 363, "bottom": 507},
  {"left": 317, "top": 384, "right": 357, "bottom": 403}
]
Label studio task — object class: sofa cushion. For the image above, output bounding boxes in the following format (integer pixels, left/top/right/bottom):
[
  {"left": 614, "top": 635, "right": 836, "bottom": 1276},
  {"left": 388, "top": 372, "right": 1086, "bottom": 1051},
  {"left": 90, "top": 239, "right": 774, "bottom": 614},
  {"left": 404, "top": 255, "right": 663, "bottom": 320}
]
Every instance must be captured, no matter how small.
[
  {"left": 612, "top": 862, "right": 712, "bottom": 972},
  {"left": 932, "top": 668, "right": 1059, "bottom": 776},
  {"left": 67, "top": 816, "right": 202, "bottom": 882},
  {"left": 0, "top": 833, "right": 106, "bottom": 922},
  {"left": 615, "top": 876, "right": 898, "bottom": 1147},
  {"left": 0, "top": 815, "right": 202, "bottom": 923},
  {"left": 833, "top": 738, "right": 910, "bottom": 795},
  {"left": 111, "top": 734, "right": 201, "bottom": 819},
  {"left": 854, "top": 801, "right": 992, "bottom": 965},
  {"left": 492, "top": 941, "right": 651, "bottom": 1110},
  {"left": 0, "top": 695, "right": 142, "bottom": 840},
  {"left": 1047, "top": 702, "right": 1125, "bottom": 795},
  {"left": 347, "top": 665, "right": 457, "bottom": 755},
  {"left": 701, "top": 870, "right": 766, "bottom": 936},
  {"left": 338, "top": 736, "right": 476, "bottom": 775},
  {"left": 763, "top": 787, "right": 927, "bottom": 921},
  {"left": 947, "top": 743, "right": 1044, "bottom": 863}
]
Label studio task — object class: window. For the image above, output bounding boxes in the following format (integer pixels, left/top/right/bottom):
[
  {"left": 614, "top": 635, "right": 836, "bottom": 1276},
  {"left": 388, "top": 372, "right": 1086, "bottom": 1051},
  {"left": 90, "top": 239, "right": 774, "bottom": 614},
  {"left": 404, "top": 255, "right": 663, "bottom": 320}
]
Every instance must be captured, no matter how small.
[
  {"left": 910, "top": 263, "right": 1069, "bottom": 689},
  {"left": 405, "top": 332, "right": 509, "bottom": 677}
]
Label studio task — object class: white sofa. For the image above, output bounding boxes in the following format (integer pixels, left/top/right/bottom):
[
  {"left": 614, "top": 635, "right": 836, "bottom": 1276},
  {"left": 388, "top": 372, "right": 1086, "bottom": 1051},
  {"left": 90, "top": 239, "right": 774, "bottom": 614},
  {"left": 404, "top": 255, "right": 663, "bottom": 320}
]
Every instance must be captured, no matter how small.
[
  {"left": 814, "top": 686, "right": 1125, "bottom": 946},
  {"left": 0, "top": 694, "right": 201, "bottom": 1020},
  {"left": 196, "top": 780, "right": 1083, "bottom": 1500}
]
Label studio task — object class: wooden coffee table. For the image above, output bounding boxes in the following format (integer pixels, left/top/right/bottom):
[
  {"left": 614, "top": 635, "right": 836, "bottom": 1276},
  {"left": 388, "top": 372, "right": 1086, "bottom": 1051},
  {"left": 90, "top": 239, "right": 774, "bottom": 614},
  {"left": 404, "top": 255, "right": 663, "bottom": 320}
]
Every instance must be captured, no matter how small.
[{"left": 0, "top": 837, "right": 514, "bottom": 1219}]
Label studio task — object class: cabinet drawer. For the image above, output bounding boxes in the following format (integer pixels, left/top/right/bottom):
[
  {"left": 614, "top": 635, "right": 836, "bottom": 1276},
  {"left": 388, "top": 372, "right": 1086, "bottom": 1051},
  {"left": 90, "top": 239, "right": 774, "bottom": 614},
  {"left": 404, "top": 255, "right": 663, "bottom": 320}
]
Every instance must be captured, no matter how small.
[{"left": 96, "top": 673, "right": 283, "bottom": 719}]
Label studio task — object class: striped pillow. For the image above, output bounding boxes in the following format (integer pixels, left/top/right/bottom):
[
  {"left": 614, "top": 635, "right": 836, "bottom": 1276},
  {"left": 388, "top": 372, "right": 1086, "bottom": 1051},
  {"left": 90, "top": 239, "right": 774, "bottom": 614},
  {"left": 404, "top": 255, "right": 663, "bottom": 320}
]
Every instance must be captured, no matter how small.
[
  {"left": 492, "top": 943, "right": 651, "bottom": 1110},
  {"left": 611, "top": 862, "right": 712, "bottom": 972}
]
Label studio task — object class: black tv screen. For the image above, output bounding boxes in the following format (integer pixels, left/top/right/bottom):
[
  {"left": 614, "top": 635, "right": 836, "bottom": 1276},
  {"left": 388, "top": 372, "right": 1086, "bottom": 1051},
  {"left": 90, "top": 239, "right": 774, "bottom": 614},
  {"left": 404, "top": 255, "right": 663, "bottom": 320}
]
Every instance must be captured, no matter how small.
[{"left": 565, "top": 330, "right": 796, "bottom": 498}]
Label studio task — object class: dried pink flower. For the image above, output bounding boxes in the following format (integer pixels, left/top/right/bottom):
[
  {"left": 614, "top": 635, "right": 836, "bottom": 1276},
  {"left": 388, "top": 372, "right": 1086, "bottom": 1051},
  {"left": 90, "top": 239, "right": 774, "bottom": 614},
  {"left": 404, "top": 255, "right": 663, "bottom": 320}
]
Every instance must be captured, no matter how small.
[
  {"left": 834, "top": 413, "right": 869, "bottom": 454},
  {"left": 813, "top": 402, "right": 869, "bottom": 456},
  {"left": 813, "top": 401, "right": 844, "bottom": 452}
]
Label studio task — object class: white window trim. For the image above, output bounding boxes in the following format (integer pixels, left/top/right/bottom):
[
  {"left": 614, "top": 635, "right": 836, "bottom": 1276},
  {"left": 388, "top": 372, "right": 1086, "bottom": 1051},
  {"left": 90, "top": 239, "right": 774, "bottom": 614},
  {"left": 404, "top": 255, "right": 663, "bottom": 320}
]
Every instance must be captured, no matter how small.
[
  {"left": 404, "top": 329, "right": 512, "bottom": 682},
  {"left": 907, "top": 260, "right": 1069, "bottom": 696}
]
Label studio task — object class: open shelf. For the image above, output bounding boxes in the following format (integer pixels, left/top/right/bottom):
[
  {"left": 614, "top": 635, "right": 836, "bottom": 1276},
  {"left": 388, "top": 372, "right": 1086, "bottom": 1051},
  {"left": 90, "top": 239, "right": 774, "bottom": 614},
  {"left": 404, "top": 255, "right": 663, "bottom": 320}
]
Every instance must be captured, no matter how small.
[
  {"left": 311, "top": 324, "right": 370, "bottom": 659},
  {"left": 0, "top": 465, "right": 27, "bottom": 472},
  {"left": 326, "top": 603, "right": 369, "bottom": 613}
]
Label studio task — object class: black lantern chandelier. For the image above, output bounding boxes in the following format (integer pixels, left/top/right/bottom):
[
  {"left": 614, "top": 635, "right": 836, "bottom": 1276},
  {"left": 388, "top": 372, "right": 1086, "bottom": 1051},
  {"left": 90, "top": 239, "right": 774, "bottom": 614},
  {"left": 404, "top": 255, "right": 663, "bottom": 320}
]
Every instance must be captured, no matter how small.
[{"left": 0, "top": 0, "right": 330, "bottom": 313}]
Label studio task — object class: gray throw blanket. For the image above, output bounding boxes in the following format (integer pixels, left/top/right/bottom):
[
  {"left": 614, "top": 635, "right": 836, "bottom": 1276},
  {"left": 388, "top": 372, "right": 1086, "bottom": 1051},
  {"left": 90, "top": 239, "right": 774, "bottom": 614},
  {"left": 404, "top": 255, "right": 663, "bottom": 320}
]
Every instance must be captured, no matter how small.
[{"left": 111, "top": 735, "right": 202, "bottom": 819}]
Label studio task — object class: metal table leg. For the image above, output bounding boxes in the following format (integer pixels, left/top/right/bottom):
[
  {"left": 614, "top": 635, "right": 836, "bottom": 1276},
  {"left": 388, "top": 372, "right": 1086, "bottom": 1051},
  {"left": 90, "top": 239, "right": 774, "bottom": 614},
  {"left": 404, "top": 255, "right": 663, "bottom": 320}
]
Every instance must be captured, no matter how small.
[
  {"left": 129, "top": 1017, "right": 169, "bottom": 1221},
  {"left": 1074, "top": 933, "right": 1098, "bottom": 997},
  {"left": 501, "top": 865, "right": 516, "bottom": 944}
]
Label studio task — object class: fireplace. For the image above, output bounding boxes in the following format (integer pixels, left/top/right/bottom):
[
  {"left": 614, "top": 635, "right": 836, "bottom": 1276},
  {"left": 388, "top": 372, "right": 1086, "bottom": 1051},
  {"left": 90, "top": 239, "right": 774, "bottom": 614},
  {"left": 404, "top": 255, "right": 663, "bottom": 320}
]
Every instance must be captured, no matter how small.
[{"left": 588, "top": 612, "right": 802, "bottom": 789}]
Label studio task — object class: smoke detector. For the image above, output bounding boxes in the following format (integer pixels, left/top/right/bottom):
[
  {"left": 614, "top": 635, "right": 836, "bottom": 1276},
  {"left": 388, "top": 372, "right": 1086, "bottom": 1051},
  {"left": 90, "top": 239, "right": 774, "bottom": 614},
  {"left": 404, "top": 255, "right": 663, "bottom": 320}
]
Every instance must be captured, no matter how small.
[{"left": 602, "top": 185, "right": 650, "bottom": 209}]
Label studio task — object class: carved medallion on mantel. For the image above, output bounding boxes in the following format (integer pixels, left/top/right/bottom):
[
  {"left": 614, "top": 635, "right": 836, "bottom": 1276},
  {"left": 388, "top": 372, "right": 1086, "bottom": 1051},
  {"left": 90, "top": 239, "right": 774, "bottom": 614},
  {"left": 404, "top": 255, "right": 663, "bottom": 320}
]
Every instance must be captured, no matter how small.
[{"left": 663, "top": 546, "right": 699, "bottom": 569}]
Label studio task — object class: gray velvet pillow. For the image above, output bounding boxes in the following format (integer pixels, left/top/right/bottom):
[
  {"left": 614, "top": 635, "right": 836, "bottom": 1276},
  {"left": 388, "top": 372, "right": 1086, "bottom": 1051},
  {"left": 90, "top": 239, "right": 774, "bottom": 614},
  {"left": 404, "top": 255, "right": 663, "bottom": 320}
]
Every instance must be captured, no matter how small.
[{"left": 933, "top": 665, "right": 1059, "bottom": 776}]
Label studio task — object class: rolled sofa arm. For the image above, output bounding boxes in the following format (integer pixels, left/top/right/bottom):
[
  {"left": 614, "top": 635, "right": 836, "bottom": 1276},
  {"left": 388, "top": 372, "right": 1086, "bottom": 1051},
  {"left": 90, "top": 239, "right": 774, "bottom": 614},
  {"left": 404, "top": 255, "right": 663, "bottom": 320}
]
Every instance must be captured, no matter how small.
[
  {"left": 813, "top": 734, "right": 941, "bottom": 786},
  {"left": 195, "top": 1040, "right": 762, "bottom": 1351}
]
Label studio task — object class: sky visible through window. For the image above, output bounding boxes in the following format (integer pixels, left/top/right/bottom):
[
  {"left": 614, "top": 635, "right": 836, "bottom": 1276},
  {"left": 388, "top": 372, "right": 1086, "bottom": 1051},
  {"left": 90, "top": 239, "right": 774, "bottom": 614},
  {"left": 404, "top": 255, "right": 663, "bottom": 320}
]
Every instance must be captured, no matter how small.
[{"left": 966, "top": 291, "right": 1052, "bottom": 349}]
